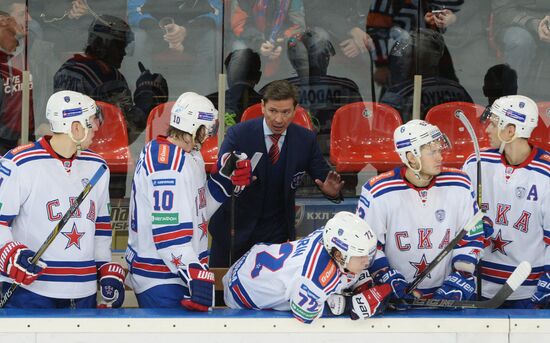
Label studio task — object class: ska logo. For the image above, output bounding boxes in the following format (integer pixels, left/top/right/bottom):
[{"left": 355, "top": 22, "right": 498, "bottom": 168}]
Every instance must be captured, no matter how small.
[
  {"left": 81, "top": 178, "right": 89, "bottom": 187},
  {"left": 435, "top": 209, "right": 446, "bottom": 222},
  {"left": 290, "top": 171, "right": 306, "bottom": 190},
  {"left": 515, "top": 187, "right": 526, "bottom": 199},
  {"left": 362, "top": 108, "right": 372, "bottom": 119}
]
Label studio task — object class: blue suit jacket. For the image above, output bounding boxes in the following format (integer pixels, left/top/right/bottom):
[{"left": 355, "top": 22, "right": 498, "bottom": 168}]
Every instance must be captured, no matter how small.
[{"left": 209, "top": 117, "right": 331, "bottom": 266}]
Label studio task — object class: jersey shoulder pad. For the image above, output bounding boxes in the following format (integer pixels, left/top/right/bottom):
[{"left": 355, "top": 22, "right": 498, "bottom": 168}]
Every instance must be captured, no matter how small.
[
  {"left": 143, "top": 139, "right": 185, "bottom": 174},
  {"left": 3, "top": 141, "right": 48, "bottom": 166},
  {"left": 530, "top": 148, "right": 550, "bottom": 176},
  {"left": 302, "top": 241, "right": 342, "bottom": 294},
  {"left": 436, "top": 169, "right": 472, "bottom": 189},
  {"left": 78, "top": 150, "right": 107, "bottom": 165},
  {"left": 365, "top": 168, "right": 399, "bottom": 191}
]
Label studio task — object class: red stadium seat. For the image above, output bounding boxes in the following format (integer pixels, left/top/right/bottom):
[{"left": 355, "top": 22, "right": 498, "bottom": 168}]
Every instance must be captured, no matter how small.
[
  {"left": 90, "top": 101, "right": 132, "bottom": 174},
  {"left": 425, "top": 102, "right": 491, "bottom": 168},
  {"left": 241, "top": 103, "right": 314, "bottom": 130},
  {"left": 330, "top": 102, "right": 403, "bottom": 173},
  {"left": 147, "top": 102, "right": 218, "bottom": 172},
  {"left": 531, "top": 102, "right": 550, "bottom": 152}
]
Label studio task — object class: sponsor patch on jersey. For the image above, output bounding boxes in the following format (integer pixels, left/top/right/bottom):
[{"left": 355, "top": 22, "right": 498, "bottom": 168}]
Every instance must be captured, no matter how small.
[
  {"left": 62, "top": 107, "right": 83, "bottom": 118},
  {"left": 468, "top": 219, "right": 483, "bottom": 236},
  {"left": 368, "top": 170, "right": 395, "bottom": 186},
  {"left": 331, "top": 236, "right": 348, "bottom": 252},
  {"left": 11, "top": 143, "right": 33, "bottom": 155},
  {"left": 152, "top": 178, "right": 176, "bottom": 186},
  {"left": 319, "top": 261, "right": 337, "bottom": 288},
  {"left": 152, "top": 212, "right": 179, "bottom": 225},
  {"left": 435, "top": 209, "right": 445, "bottom": 222},
  {"left": 0, "top": 161, "right": 11, "bottom": 176},
  {"left": 504, "top": 109, "right": 526, "bottom": 123},
  {"left": 158, "top": 144, "right": 169, "bottom": 164},
  {"left": 197, "top": 111, "right": 215, "bottom": 121},
  {"left": 540, "top": 154, "right": 550, "bottom": 163}
]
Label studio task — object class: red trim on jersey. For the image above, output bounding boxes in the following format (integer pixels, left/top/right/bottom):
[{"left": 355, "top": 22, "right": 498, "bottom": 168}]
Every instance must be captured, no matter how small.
[
  {"left": 481, "top": 266, "right": 543, "bottom": 281},
  {"left": 38, "top": 136, "right": 77, "bottom": 163},
  {"left": 43, "top": 266, "right": 97, "bottom": 275},
  {"left": 370, "top": 179, "right": 406, "bottom": 195},
  {"left": 305, "top": 244, "right": 323, "bottom": 279},
  {"left": 232, "top": 284, "right": 253, "bottom": 308},
  {"left": 153, "top": 229, "right": 193, "bottom": 244},
  {"left": 500, "top": 146, "right": 537, "bottom": 169},
  {"left": 544, "top": 236, "right": 550, "bottom": 245},
  {"left": 400, "top": 167, "right": 437, "bottom": 190},
  {"left": 132, "top": 261, "right": 171, "bottom": 273}
]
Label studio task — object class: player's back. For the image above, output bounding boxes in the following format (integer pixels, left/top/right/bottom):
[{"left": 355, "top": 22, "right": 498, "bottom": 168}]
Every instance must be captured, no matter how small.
[{"left": 223, "top": 229, "right": 343, "bottom": 311}]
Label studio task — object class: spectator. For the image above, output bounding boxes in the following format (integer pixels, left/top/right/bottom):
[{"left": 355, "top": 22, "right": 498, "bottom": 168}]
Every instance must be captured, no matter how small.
[
  {"left": 280, "top": 29, "right": 363, "bottom": 134},
  {"left": 0, "top": 11, "right": 34, "bottom": 155},
  {"left": 379, "top": 28, "right": 473, "bottom": 122},
  {"left": 367, "top": 0, "right": 462, "bottom": 87},
  {"left": 207, "top": 48, "right": 263, "bottom": 125},
  {"left": 208, "top": 79, "right": 344, "bottom": 267},
  {"left": 53, "top": 14, "right": 168, "bottom": 144},
  {"left": 482, "top": 64, "right": 518, "bottom": 106},
  {"left": 491, "top": 0, "right": 550, "bottom": 93}
]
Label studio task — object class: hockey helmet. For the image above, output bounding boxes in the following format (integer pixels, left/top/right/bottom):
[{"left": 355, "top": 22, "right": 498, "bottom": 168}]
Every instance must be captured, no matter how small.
[
  {"left": 170, "top": 92, "right": 218, "bottom": 140},
  {"left": 46, "top": 90, "right": 102, "bottom": 134},
  {"left": 482, "top": 95, "right": 538, "bottom": 139},
  {"left": 323, "top": 211, "right": 377, "bottom": 269},
  {"left": 88, "top": 14, "right": 134, "bottom": 46},
  {"left": 394, "top": 120, "right": 451, "bottom": 167}
]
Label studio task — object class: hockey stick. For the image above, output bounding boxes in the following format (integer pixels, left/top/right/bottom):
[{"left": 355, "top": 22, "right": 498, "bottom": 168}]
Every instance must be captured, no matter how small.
[
  {"left": 0, "top": 164, "right": 108, "bottom": 308},
  {"left": 455, "top": 109, "right": 483, "bottom": 300},
  {"left": 400, "top": 261, "right": 531, "bottom": 309},
  {"left": 407, "top": 211, "right": 483, "bottom": 294}
]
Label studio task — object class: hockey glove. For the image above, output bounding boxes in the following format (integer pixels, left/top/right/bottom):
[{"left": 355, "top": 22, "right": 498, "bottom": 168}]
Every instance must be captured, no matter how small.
[
  {"left": 531, "top": 273, "right": 550, "bottom": 308},
  {"left": 134, "top": 61, "right": 169, "bottom": 115},
  {"left": 98, "top": 262, "right": 126, "bottom": 308},
  {"left": 350, "top": 284, "right": 392, "bottom": 320},
  {"left": 433, "top": 271, "right": 475, "bottom": 301},
  {"left": 178, "top": 263, "right": 215, "bottom": 312},
  {"left": 211, "top": 151, "right": 252, "bottom": 195},
  {"left": 0, "top": 241, "right": 46, "bottom": 285},
  {"left": 325, "top": 293, "right": 348, "bottom": 316},
  {"left": 482, "top": 216, "right": 494, "bottom": 248},
  {"left": 373, "top": 268, "right": 410, "bottom": 300}
]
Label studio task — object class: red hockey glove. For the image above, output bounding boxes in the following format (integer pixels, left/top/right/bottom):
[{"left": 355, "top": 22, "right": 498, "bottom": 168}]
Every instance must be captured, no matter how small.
[
  {"left": 98, "top": 262, "right": 126, "bottom": 308},
  {"left": 0, "top": 241, "right": 46, "bottom": 285},
  {"left": 178, "top": 263, "right": 215, "bottom": 312}
]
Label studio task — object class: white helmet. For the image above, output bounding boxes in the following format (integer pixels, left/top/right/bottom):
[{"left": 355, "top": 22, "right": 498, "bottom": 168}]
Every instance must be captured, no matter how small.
[
  {"left": 323, "top": 211, "right": 377, "bottom": 270},
  {"left": 170, "top": 92, "right": 218, "bottom": 140},
  {"left": 46, "top": 90, "right": 101, "bottom": 135},
  {"left": 394, "top": 120, "right": 450, "bottom": 169},
  {"left": 488, "top": 95, "right": 538, "bottom": 139}
]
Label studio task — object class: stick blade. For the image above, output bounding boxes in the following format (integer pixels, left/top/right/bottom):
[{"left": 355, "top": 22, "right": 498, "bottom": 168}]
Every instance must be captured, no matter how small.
[{"left": 506, "top": 261, "right": 532, "bottom": 291}]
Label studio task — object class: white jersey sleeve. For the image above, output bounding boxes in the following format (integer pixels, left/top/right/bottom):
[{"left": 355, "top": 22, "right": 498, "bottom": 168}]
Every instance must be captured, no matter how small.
[{"left": 0, "top": 157, "right": 22, "bottom": 245}]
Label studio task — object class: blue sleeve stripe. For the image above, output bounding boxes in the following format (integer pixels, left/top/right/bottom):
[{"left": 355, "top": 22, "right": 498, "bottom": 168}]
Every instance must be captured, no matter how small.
[
  {"left": 154, "top": 236, "right": 192, "bottom": 250},
  {"left": 152, "top": 222, "right": 193, "bottom": 235},
  {"left": 96, "top": 216, "right": 111, "bottom": 223}
]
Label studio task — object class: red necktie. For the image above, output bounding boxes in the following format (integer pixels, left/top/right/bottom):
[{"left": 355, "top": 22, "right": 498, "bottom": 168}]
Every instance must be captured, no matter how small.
[{"left": 269, "top": 134, "right": 281, "bottom": 164}]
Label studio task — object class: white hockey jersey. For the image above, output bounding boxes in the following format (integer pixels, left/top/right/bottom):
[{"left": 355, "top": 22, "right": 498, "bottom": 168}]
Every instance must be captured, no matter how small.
[
  {"left": 223, "top": 229, "right": 359, "bottom": 323},
  {"left": 125, "top": 137, "right": 228, "bottom": 294},
  {"left": 463, "top": 147, "right": 550, "bottom": 300},
  {"left": 356, "top": 167, "right": 482, "bottom": 296},
  {"left": 0, "top": 137, "right": 112, "bottom": 299}
]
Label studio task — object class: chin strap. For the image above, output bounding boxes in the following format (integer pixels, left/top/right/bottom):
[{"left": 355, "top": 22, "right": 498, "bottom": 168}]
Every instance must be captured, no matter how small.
[
  {"left": 68, "top": 127, "right": 89, "bottom": 155},
  {"left": 497, "top": 130, "right": 517, "bottom": 154}
]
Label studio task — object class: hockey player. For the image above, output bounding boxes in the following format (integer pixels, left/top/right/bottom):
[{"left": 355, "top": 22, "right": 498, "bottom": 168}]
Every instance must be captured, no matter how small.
[
  {"left": 223, "top": 211, "right": 393, "bottom": 323},
  {"left": 357, "top": 120, "right": 483, "bottom": 302},
  {"left": 125, "top": 92, "right": 251, "bottom": 310},
  {"left": 463, "top": 95, "right": 550, "bottom": 308},
  {"left": 0, "top": 90, "right": 125, "bottom": 308}
]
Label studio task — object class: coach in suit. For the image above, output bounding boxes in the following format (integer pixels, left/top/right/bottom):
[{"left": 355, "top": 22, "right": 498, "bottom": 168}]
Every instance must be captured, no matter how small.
[{"left": 209, "top": 80, "right": 343, "bottom": 267}]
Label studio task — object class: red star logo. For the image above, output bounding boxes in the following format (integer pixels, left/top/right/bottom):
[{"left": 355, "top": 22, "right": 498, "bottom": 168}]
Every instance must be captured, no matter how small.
[
  {"left": 170, "top": 253, "right": 183, "bottom": 268},
  {"left": 410, "top": 254, "right": 431, "bottom": 279},
  {"left": 490, "top": 230, "right": 512, "bottom": 255},
  {"left": 198, "top": 215, "right": 208, "bottom": 239},
  {"left": 62, "top": 223, "right": 85, "bottom": 249}
]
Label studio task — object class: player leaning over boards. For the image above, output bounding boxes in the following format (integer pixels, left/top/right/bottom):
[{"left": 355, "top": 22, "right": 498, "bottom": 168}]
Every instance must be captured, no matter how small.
[
  {"left": 463, "top": 95, "right": 550, "bottom": 309},
  {"left": 357, "top": 120, "right": 484, "bottom": 305},
  {"left": 0, "top": 90, "right": 125, "bottom": 308},
  {"left": 125, "top": 92, "right": 251, "bottom": 310},
  {"left": 223, "top": 211, "right": 393, "bottom": 323}
]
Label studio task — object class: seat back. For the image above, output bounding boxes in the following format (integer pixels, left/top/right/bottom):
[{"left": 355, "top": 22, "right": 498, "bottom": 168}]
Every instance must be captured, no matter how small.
[
  {"left": 425, "top": 102, "right": 490, "bottom": 167},
  {"left": 146, "top": 102, "right": 218, "bottom": 172},
  {"left": 330, "top": 102, "right": 402, "bottom": 171},
  {"left": 90, "top": 101, "right": 132, "bottom": 174},
  {"left": 531, "top": 102, "right": 550, "bottom": 151},
  {"left": 241, "top": 103, "right": 314, "bottom": 130}
]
